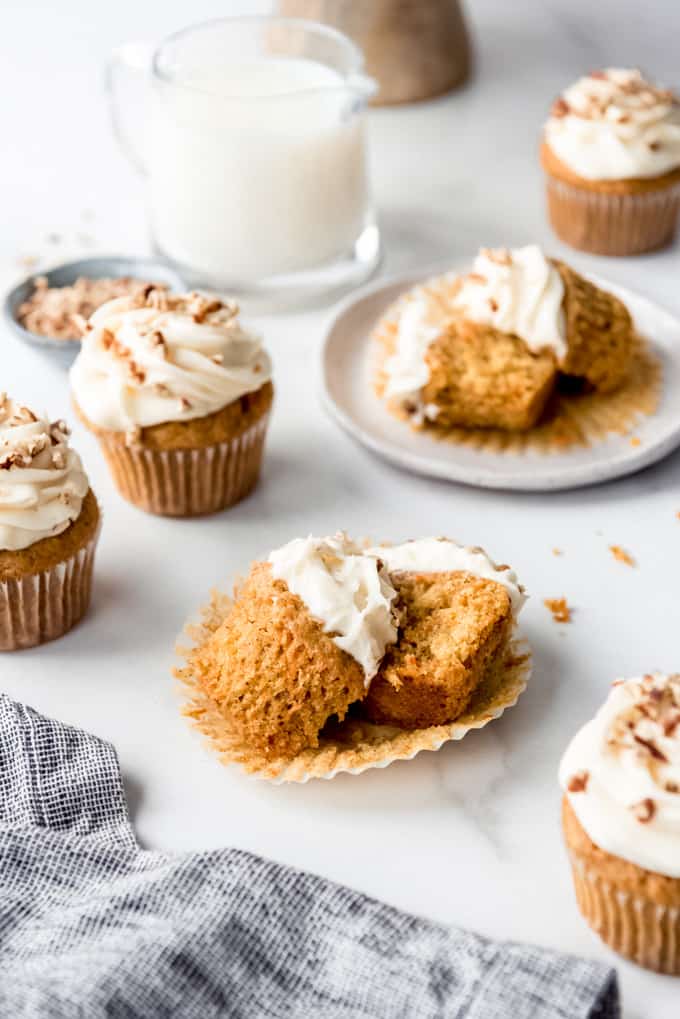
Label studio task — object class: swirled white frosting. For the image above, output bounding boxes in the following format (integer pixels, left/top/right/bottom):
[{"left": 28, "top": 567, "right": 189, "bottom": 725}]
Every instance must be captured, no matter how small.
[
  {"left": 452, "top": 246, "right": 567, "bottom": 360},
  {"left": 70, "top": 290, "right": 272, "bottom": 433},
  {"left": 0, "top": 397, "right": 89, "bottom": 553},
  {"left": 560, "top": 673, "right": 680, "bottom": 877},
  {"left": 382, "top": 291, "right": 445, "bottom": 424},
  {"left": 268, "top": 534, "right": 398, "bottom": 683},
  {"left": 365, "top": 537, "right": 526, "bottom": 617},
  {"left": 545, "top": 69, "right": 680, "bottom": 180}
]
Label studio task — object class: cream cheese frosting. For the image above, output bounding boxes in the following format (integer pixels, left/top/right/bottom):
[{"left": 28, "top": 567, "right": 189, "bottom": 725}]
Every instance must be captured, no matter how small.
[
  {"left": 70, "top": 289, "right": 272, "bottom": 433},
  {"left": 560, "top": 673, "right": 680, "bottom": 878},
  {"left": 452, "top": 246, "right": 567, "bottom": 360},
  {"left": 268, "top": 534, "right": 399, "bottom": 683},
  {"left": 545, "top": 68, "right": 680, "bottom": 181},
  {"left": 382, "top": 291, "right": 445, "bottom": 424},
  {"left": 0, "top": 395, "right": 89, "bottom": 553},
  {"left": 365, "top": 537, "right": 526, "bottom": 617}
]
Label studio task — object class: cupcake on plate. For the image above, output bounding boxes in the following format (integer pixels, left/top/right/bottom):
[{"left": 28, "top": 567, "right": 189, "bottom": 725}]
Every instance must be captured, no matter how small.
[
  {"left": 178, "top": 534, "right": 530, "bottom": 780},
  {"left": 559, "top": 673, "right": 680, "bottom": 974},
  {"left": 70, "top": 288, "right": 273, "bottom": 517},
  {"left": 0, "top": 395, "right": 100, "bottom": 650},
  {"left": 541, "top": 69, "right": 680, "bottom": 255},
  {"left": 376, "top": 244, "right": 634, "bottom": 433}
]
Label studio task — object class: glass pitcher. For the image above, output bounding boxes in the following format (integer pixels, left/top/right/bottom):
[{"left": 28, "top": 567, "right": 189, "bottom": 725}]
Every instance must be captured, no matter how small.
[{"left": 107, "top": 16, "right": 381, "bottom": 305}]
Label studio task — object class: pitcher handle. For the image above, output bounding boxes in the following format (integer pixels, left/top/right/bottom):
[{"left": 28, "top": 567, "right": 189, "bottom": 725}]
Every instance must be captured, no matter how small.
[{"left": 105, "top": 42, "right": 154, "bottom": 176}]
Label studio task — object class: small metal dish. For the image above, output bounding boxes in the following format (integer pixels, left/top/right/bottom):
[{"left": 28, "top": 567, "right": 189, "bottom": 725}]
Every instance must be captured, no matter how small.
[{"left": 3, "top": 255, "right": 186, "bottom": 369}]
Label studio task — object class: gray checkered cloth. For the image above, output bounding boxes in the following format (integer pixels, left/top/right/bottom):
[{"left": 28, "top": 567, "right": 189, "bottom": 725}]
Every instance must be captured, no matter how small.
[{"left": 0, "top": 694, "right": 619, "bottom": 1018}]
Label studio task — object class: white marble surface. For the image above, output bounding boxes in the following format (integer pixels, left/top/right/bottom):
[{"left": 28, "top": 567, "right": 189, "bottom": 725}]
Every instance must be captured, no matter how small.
[{"left": 2, "top": 1, "right": 680, "bottom": 1015}]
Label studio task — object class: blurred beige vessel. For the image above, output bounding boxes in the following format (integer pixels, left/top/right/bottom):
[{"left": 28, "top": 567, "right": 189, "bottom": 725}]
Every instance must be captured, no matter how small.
[{"left": 279, "top": 0, "right": 471, "bottom": 104}]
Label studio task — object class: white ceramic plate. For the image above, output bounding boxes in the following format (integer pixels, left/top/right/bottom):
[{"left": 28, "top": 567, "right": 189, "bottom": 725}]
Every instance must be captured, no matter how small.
[{"left": 321, "top": 265, "right": 680, "bottom": 491}]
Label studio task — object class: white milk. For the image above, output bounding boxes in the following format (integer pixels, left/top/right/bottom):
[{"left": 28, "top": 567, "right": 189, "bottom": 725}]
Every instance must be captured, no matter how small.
[{"left": 148, "top": 58, "right": 369, "bottom": 280}]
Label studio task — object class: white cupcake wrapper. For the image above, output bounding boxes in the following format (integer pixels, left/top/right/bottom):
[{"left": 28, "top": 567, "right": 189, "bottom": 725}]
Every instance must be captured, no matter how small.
[
  {"left": 546, "top": 175, "right": 680, "bottom": 255},
  {"left": 568, "top": 851, "right": 680, "bottom": 975},
  {"left": 98, "top": 414, "right": 270, "bottom": 517},
  {"left": 0, "top": 527, "right": 100, "bottom": 651},
  {"left": 175, "top": 589, "right": 531, "bottom": 783}
]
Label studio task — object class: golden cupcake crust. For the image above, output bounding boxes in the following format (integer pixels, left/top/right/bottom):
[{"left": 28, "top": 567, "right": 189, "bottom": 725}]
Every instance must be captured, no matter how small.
[
  {"left": 363, "top": 571, "right": 513, "bottom": 728},
  {"left": 0, "top": 488, "right": 100, "bottom": 582},
  {"left": 74, "top": 380, "right": 273, "bottom": 451},
  {"left": 555, "top": 262, "right": 634, "bottom": 393},
  {"left": 562, "top": 796, "right": 680, "bottom": 907},
  {"left": 193, "top": 561, "right": 366, "bottom": 759},
  {"left": 541, "top": 141, "right": 680, "bottom": 195}
]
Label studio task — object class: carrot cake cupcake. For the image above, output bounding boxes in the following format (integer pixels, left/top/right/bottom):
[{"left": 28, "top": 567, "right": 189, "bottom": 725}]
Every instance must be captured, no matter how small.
[
  {"left": 560, "top": 673, "right": 680, "bottom": 974},
  {"left": 542, "top": 69, "right": 680, "bottom": 255},
  {"left": 179, "top": 534, "right": 529, "bottom": 779},
  {"left": 70, "top": 288, "right": 273, "bottom": 516},
  {"left": 0, "top": 395, "right": 99, "bottom": 651},
  {"left": 377, "top": 244, "right": 634, "bottom": 433}
]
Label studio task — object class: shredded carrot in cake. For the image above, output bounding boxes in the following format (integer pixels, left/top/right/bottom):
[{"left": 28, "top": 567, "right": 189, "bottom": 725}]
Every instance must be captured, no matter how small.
[
  {"left": 544, "top": 598, "right": 572, "bottom": 623},
  {"left": 610, "top": 545, "right": 635, "bottom": 567},
  {"left": 630, "top": 436, "right": 641, "bottom": 447}
]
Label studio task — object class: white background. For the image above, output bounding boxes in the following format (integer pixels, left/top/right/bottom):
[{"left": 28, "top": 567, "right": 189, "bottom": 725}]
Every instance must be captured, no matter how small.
[{"left": 2, "top": 2, "right": 680, "bottom": 1016}]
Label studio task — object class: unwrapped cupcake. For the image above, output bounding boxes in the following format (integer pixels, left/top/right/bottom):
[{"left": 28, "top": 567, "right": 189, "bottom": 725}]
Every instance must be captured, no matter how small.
[
  {"left": 559, "top": 673, "right": 680, "bottom": 974},
  {"left": 70, "top": 288, "right": 273, "bottom": 517},
  {"left": 541, "top": 69, "right": 680, "bottom": 255},
  {"left": 177, "top": 534, "right": 530, "bottom": 781},
  {"left": 0, "top": 395, "right": 100, "bottom": 650}
]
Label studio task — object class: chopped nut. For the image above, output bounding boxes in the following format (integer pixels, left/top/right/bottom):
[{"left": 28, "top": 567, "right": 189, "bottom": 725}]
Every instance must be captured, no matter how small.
[
  {"left": 567, "top": 770, "right": 589, "bottom": 793},
  {"left": 16, "top": 276, "right": 166, "bottom": 342},
  {"left": 551, "top": 97, "right": 570, "bottom": 118},
  {"left": 633, "top": 733, "right": 669, "bottom": 762},
  {"left": 632, "top": 798, "right": 656, "bottom": 823}
]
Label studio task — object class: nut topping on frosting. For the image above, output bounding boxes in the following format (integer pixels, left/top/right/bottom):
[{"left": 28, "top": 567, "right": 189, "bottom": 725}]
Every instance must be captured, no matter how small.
[
  {"left": 70, "top": 289, "right": 272, "bottom": 434},
  {"left": 560, "top": 673, "right": 680, "bottom": 877},
  {"left": 632, "top": 798, "right": 656, "bottom": 824},
  {"left": 567, "top": 770, "right": 589, "bottom": 793},
  {"left": 0, "top": 397, "right": 89, "bottom": 552},
  {"left": 545, "top": 68, "right": 680, "bottom": 180}
]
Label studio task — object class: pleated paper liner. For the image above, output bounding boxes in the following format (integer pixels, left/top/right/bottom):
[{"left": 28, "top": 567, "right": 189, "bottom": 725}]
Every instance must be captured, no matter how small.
[
  {"left": 545, "top": 175, "right": 680, "bottom": 256},
  {"left": 373, "top": 283, "right": 662, "bottom": 454},
  {"left": 567, "top": 852, "right": 680, "bottom": 975},
  {"left": 175, "top": 590, "right": 532, "bottom": 783},
  {"left": 0, "top": 526, "right": 99, "bottom": 651},
  {"left": 97, "top": 414, "right": 270, "bottom": 517}
]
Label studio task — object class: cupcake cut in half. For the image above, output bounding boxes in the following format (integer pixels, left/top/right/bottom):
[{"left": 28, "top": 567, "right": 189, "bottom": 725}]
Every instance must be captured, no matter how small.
[
  {"left": 177, "top": 534, "right": 530, "bottom": 780},
  {"left": 560, "top": 673, "right": 680, "bottom": 974},
  {"left": 70, "top": 288, "right": 273, "bottom": 517},
  {"left": 0, "top": 394, "right": 100, "bottom": 650},
  {"left": 541, "top": 69, "right": 680, "bottom": 255},
  {"left": 374, "top": 244, "right": 658, "bottom": 450}
]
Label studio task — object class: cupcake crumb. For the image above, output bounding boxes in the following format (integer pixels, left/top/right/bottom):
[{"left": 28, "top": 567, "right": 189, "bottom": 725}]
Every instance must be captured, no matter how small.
[
  {"left": 630, "top": 436, "right": 641, "bottom": 447},
  {"left": 544, "top": 597, "right": 572, "bottom": 623},
  {"left": 609, "top": 545, "right": 635, "bottom": 567}
]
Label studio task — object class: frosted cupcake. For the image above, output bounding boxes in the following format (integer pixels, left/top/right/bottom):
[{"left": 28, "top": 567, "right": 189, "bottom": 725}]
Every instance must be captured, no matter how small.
[
  {"left": 71, "top": 288, "right": 273, "bottom": 516},
  {"left": 0, "top": 395, "right": 99, "bottom": 650},
  {"left": 560, "top": 673, "right": 680, "bottom": 974},
  {"left": 542, "top": 69, "right": 680, "bottom": 254},
  {"left": 179, "top": 534, "right": 529, "bottom": 779}
]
